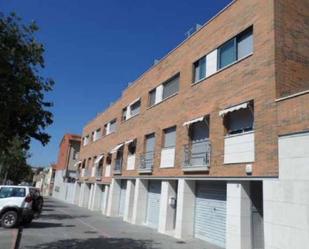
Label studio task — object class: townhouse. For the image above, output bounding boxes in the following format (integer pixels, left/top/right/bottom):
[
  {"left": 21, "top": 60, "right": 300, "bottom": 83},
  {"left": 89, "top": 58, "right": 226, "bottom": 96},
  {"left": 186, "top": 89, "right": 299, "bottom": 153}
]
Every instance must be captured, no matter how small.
[{"left": 73, "top": 0, "right": 309, "bottom": 249}]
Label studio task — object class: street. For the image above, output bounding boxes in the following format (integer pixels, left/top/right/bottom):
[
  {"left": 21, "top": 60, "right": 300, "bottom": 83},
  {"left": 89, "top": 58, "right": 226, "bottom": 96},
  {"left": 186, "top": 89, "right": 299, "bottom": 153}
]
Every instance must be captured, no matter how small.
[{"left": 1, "top": 198, "right": 219, "bottom": 249}]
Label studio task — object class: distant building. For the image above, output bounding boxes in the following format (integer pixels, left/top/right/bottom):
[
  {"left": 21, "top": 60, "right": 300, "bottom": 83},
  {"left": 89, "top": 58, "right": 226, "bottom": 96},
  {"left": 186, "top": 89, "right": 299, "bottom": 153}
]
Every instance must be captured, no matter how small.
[{"left": 53, "top": 134, "right": 81, "bottom": 201}]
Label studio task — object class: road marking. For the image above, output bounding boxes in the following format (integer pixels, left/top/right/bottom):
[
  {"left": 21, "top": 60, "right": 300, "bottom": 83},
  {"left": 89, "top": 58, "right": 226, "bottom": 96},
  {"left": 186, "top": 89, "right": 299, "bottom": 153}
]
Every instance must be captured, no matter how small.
[{"left": 57, "top": 208, "right": 112, "bottom": 238}]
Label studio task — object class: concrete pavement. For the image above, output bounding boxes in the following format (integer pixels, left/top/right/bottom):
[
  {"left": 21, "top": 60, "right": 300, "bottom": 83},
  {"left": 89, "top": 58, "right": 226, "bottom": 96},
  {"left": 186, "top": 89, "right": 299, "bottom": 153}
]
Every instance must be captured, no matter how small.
[{"left": 3, "top": 198, "right": 220, "bottom": 249}]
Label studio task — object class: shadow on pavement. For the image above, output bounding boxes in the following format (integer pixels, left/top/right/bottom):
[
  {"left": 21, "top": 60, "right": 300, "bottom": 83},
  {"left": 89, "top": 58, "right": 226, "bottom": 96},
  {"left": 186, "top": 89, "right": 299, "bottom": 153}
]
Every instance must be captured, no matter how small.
[
  {"left": 40, "top": 213, "right": 90, "bottom": 220},
  {"left": 22, "top": 237, "right": 158, "bottom": 249},
  {"left": 23, "top": 222, "right": 75, "bottom": 229}
]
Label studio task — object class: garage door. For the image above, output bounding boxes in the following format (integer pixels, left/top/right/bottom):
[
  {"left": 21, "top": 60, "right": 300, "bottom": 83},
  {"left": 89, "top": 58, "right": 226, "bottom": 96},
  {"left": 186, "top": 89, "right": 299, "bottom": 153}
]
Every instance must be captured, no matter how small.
[
  {"left": 100, "top": 185, "right": 105, "bottom": 211},
  {"left": 194, "top": 181, "right": 226, "bottom": 248},
  {"left": 118, "top": 180, "right": 127, "bottom": 216},
  {"left": 146, "top": 181, "right": 161, "bottom": 228}
]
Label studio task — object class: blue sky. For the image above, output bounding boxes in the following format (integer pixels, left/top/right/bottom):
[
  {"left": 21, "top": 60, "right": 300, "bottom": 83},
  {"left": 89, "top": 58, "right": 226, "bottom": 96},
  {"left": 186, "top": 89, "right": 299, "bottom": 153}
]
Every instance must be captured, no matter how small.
[{"left": 1, "top": 0, "right": 232, "bottom": 167}]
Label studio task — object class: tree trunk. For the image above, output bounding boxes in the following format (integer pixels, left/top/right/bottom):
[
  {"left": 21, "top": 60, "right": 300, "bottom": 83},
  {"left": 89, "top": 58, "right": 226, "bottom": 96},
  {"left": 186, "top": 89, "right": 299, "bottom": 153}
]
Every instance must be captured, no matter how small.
[{"left": 3, "top": 170, "right": 8, "bottom": 185}]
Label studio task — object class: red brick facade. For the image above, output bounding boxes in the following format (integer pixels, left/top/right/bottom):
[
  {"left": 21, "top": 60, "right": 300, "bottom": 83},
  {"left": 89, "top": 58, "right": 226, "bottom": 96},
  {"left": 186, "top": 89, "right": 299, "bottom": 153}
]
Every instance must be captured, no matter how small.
[
  {"left": 79, "top": 0, "right": 309, "bottom": 183},
  {"left": 55, "top": 134, "right": 81, "bottom": 171}
]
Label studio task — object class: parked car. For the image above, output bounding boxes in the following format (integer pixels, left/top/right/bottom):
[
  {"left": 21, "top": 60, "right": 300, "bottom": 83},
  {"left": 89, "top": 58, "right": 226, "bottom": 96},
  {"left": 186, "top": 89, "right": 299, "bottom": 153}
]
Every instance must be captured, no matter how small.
[{"left": 0, "top": 185, "right": 43, "bottom": 228}]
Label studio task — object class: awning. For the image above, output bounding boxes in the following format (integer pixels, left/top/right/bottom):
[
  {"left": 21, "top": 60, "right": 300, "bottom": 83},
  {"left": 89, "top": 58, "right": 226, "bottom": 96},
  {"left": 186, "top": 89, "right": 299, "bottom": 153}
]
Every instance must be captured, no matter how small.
[
  {"left": 219, "top": 102, "right": 249, "bottom": 117},
  {"left": 125, "top": 139, "right": 134, "bottom": 145},
  {"left": 183, "top": 116, "right": 204, "bottom": 126},
  {"left": 73, "top": 160, "right": 81, "bottom": 168},
  {"left": 94, "top": 154, "right": 104, "bottom": 164},
  {"left": 110, "top": 143, "right": 124, "bottom": 154}
]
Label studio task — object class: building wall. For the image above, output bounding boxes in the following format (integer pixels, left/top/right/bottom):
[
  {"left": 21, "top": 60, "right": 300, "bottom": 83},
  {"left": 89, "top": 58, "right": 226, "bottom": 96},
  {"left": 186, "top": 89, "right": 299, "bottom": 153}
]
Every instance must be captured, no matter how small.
[
  {"left": 80, "top": 0, "right": 279, "bottom": 179},
  {"left": 276, "top": 93, "right": 309, "bottom": 136},
  {"left": 55, "top": 134, "right": 81, "bottom": 171},
  {"left": 264, "top": 131, "right": 309, "bottom": 249},
  {"left": 274, "top": 0, "right": 309, "bottom": 98},
  {"left": 67, "top": 140, "right": 81, "bottom": 171}
]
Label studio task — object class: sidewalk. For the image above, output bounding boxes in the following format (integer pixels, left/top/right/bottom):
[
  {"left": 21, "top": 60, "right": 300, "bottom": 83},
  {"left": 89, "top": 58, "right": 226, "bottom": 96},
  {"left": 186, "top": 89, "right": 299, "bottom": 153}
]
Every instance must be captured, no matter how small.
[{"left": 19, "top": 198, "right": 222, "bottom": 249}]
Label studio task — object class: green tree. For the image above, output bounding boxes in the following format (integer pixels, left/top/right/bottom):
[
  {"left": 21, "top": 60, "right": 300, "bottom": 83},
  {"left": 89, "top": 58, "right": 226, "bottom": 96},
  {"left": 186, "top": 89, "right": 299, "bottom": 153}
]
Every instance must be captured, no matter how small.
[
  {"left": 0, "top": 137, "right": 33, "bottom": 184},
  {"left": 0, "top": 12, "right": 54, "bottom": 152}
]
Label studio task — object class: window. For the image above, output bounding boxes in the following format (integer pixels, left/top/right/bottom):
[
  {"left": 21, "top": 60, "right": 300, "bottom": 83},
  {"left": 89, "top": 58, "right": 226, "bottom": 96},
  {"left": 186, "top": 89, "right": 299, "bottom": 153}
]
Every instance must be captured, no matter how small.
[
  {"left": 83, "top": 135, "right": 89, "bottom": 146},
  {"left": 123, "top": 99, "right": 141, "bottom": 121},
  {"left": 103, "top": 124, "right": 108, "bottom": 136},
  {"left": 162, "top": 74, "right": 179, "bottom": 100},
  {"left": 148, "top": 74, "right": 179, "bottom": 107},
  {"left": 224, "top": 105, "right": 254, "bottom": 135},
  {"left": 73, "top": 150, "right": 79, "bottom": 160},
  {"left": 193, "top": 56, "right": 206, "bottom": 82},
  {"left": 185, "top": 118, "right": 210, "bottom": 168},
  {"left": 93, "top": 128, "right": 101, "bottom": 141},
  {"left": 105, "top": 119, "right": 117, "bottom": 135},
  {"left": 189, "top": 119, "right": 209, "bottom": 142},
  {"left": 0, "top": 187, "right": 26, "bottom": 198},
  {"left": 218, "top": 39, "right": 236, "bottom": 69},
  {"left": 106, "top": 153, "right": 112, "bottom": 165},
  {"left": 237, "top": 28, "right": 253, "bottom": 59},
  {"left": 130, "top": 100, "right": 141, "bottom": 117},
  {"left": 81, "top": 160, "right": 86, "bottom": 169},
  {"left": 218, "top": 27, "right": 253, "bottom": 70},
  {"left": 87, "top": 158, "right": 92, "bottom": 168},
  {"left": 145, "top": 133, "right": 156, "bottom": 153},
  {"left": 122, "top": 107, "right": 127, "bottom": 121},
  {"left": 163, "top": 126, "right": 176, "bottom": 148},
  {"left": 149, "top": 89, "right": 156, "bottom": 107},
  {"left": 91, "top": 132, "right": 94, "bottom": 142},
  {"left": 109, "top": 119, "right": 117, "bottom": 133},
  {"left": 128, "top": 140, "right": 137, "bottom": 155}
]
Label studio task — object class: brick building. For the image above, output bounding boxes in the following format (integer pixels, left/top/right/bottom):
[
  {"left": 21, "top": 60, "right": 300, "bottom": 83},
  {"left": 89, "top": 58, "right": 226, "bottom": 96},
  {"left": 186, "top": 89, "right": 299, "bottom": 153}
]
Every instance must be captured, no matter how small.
[
  {"left": 53, "top": 134, "right": 81, "bottom": 201},
  {"left": 72, "top": 1, "right": 309, "bottom": 249}
]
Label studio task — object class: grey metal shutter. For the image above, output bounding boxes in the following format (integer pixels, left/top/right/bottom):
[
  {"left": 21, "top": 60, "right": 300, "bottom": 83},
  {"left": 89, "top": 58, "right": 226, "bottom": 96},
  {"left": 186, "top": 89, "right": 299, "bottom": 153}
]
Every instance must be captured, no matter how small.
[
  {"left": 118, "top": 180, "right": 127, "bottom": 216},
  {"left": 130, "top": 100, "right": 141, "bottom": 116},
  {"left": 163, "top": 126, "right": 176, "bottom": 148},
  {"left": 162, "top": 75, "right": 179, "bottom": 99},
  {"left": 145, "top": 134, "right": 156, "bottom": 169},
  {"left": 146, "top": 181, "right": 161, "bottom": 228},
  {"left": 100, "top": 185, "right": 105, "bottom": 211},
  {"left": 149, "top": 89, "right": 156, "bottom": 106},
  {"left": 145, "top": 133, "right": 156, "bottom": 152},
  {"left": 194, "top": 181, "right": 227, "bottom": 248}
]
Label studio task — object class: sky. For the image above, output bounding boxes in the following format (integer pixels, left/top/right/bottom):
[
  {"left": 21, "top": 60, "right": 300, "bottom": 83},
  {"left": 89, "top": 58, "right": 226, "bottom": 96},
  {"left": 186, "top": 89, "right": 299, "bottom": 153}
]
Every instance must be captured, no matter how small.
[{"left": 0, "top": 0, "right": 232, "bottom": 167}]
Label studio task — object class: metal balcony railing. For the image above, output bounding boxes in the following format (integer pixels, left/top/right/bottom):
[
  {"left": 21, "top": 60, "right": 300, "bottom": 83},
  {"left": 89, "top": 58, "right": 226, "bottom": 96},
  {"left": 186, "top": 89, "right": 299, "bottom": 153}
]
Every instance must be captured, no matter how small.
[
  {"left": 183, "top": 139, "right": 211, "bottom": 171},
  {"left": 114, "top": 158, "right": 123, "bottom": 174},
  {"left": 139, "top": 151, "right": 154, "bottom": 173},
  {"left": 76, "top": 170, "right": 80, "bottom": 179},
  {"left": 84, "top": 168, "right": 90, "bottom": 177},
  {"left": 96, "top": 166, "right": 103, "bottom": 180}
]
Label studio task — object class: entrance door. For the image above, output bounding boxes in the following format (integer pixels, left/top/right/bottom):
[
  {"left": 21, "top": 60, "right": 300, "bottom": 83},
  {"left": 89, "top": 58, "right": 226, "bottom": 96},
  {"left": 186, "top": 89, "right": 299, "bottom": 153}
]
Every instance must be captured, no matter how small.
[
  {"left": 146, "top": 181, "right": 161, "bottom": 228},
  {"left": 194, "top": 181, "right": 226, "bottom": 248},
  {"left": 118, "top": 180, "right": 127, "bottom": 216},
  {"left": 251, "top": 181, "right": 264, "bottom": 249}
]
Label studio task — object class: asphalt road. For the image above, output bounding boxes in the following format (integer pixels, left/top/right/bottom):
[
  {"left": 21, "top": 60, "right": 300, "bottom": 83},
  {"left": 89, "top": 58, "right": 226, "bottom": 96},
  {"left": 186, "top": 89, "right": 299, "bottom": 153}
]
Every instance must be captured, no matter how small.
[{"left": 0, "top": 198, "right": 220, "bottom": 249}]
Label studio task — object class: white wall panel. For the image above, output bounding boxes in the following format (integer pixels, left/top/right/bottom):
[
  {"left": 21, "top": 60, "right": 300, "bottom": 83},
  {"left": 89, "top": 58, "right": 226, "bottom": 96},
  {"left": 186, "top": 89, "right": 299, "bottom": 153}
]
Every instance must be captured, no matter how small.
[
  {"left": 224, "top": 132, "right": 255, "bottom": 164},
  {"left": 160, "top": 148, "right": 175, "bottom": 168},
  {"left": 127, "top": 155, "right": 136, "bottom": 170},
  {"left": 264, "top": 132, "right": 309, "bottom": 249},
  {"left": 206, "top": 49, "right": 218, "bottom": 77}
]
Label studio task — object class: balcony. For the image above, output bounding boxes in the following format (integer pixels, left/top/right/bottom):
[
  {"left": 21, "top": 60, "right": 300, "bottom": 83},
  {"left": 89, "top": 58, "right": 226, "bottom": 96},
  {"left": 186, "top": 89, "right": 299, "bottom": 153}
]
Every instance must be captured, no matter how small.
[
  {"left": 139, "top": 151, "right": 154, "bottom": 173},
  {"left": 114, "top": 158, "right": 123, "bottom": 174},
  {"left": 183, "top": 140, "right": 211, "bottom": 172},
  {"left": 95, "top": 166, "right": 103, "bottom": 180}
]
